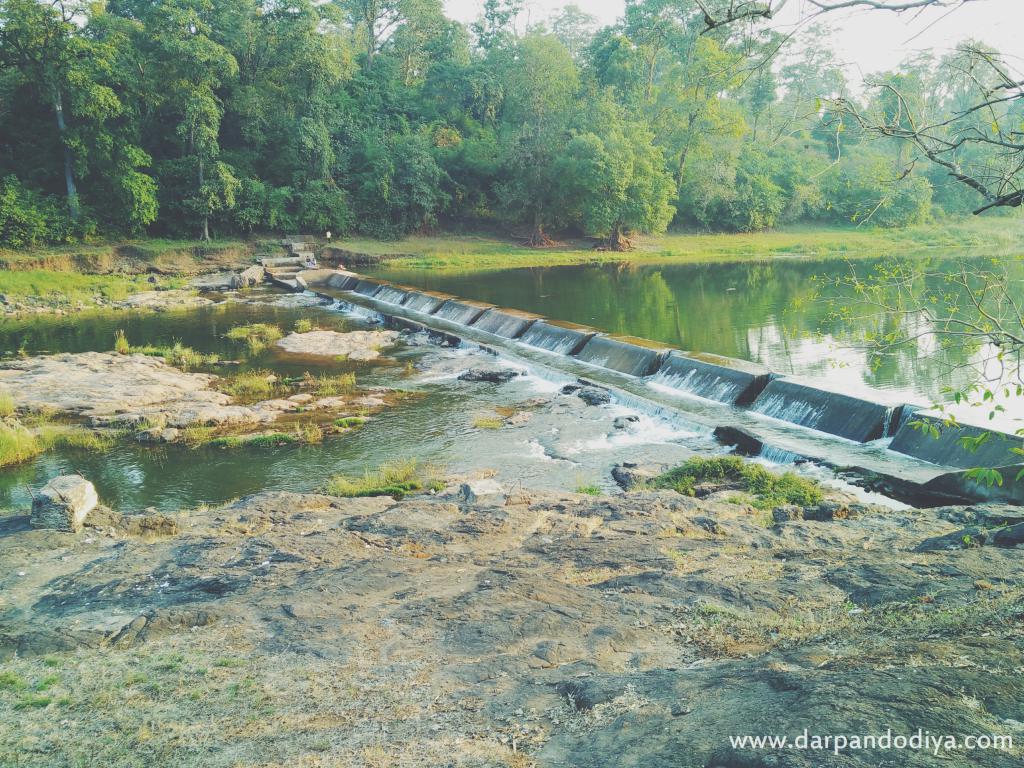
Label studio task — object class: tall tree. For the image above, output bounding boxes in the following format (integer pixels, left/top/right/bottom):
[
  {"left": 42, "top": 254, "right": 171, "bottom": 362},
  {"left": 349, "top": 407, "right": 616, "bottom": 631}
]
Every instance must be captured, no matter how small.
[{"left": 0, "top": 0, "right": 86, "bottom": 219}]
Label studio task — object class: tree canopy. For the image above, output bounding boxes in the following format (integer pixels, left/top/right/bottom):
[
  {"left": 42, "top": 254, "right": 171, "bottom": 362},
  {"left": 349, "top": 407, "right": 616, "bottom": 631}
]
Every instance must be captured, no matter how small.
[{"left": 0, "top": 0, "right": 1019, "bottom": 246}]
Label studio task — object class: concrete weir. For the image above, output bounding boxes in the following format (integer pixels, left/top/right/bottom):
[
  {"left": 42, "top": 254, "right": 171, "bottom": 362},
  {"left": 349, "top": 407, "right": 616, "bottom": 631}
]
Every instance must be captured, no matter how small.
[
  {"left": 433, "top": 299, "right": 491, "bottom": 326},
  {"left": 305, "top": 268, "right": 1024, "bottom": 505},
  {"left": 374, "top": 284, "right": 412, "bottom": 305},
  {"left": 652, "top": 352, "right": 774, "bottom": 406},
  {"left": 575, "top": 335, "right": 667, "bottom": 378},
  {"left": 402, "top": 290, "right": 449, "bottom": 314},
  {"left": 751, "top": 379, "right": 891, "bottom": 443},
  {"left": 520, "top": 320, "right": 598, "bottom": 356},
  {"left": 352, "top": 278, "right": 386, "bottom": 298},
  {"left": 325, "top": 271, "right": 359, "bottom": 291},
  {"left": 470, "top": 308, "right": 539, "bottom": 339},
  {"left": 890, "top": 414, "right": 1024, "bottom": 468}
]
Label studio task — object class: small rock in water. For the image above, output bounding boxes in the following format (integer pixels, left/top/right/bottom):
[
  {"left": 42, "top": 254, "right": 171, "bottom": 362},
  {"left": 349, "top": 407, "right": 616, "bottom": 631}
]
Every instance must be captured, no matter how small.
[
  {"left": 613, "top": 415, "right": 640, "bottom": 430},
  {"left": 459, "top": 479, "right": 506, "bottom": 505},
  {"left": 458, "top": 368, "right": 521, "bottom": 384},
  {"left": 31, "top": 475, "right": 99, "bottom": 533},
  {"left": 576, "top": 387, "right": 611, "bottom": 406}
]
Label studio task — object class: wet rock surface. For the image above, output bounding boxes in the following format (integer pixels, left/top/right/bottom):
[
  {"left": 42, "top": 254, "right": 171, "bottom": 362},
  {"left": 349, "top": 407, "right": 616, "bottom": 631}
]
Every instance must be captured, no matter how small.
[
  {"left": 113, "top": 289, "right": 215, "bottom": 310},
  {"left": 0, "top": 351, "right": 377, "bottom": 431},
  {"left": 275, "top": 329, "right": 399, "bottom": 360},
  {"left": 2, "top": 485, "right": 1022, "bottom": 767},
  {"left": 458, "top": 367, "right": 522, "bottom": 383},
  {"left": 30, "top": 475, "right": 98, "bottom": 532}
]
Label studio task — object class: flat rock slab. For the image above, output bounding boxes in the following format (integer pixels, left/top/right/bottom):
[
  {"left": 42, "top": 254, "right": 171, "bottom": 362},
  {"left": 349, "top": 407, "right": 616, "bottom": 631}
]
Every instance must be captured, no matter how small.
[
  {"left": 114, "top": 290, "right": 214, "bottom": 311},
  {"left": 275, "top": 330, "right": 399, "bottom": 360},
  {"left": 0, "top": 351, "right": 350, "bottom": 429},
  {"left": 0, "top": 352, "right": 221, "bottom": 418}
]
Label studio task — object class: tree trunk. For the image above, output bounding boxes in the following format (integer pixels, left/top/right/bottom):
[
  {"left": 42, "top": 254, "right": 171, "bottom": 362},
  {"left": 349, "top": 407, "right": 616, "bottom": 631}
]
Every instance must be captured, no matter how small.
[
  {"left": 604, "top": 225, "right": 632, "bottom": 252},
  {"left": 525, "top": 212, "right": 553, "bottom": 247},
  {"left": 198, "top": 156, "right": 210, "bottom": 242},
  {"left": 52, "top": 91, "right": 80, "bottom": 221}
]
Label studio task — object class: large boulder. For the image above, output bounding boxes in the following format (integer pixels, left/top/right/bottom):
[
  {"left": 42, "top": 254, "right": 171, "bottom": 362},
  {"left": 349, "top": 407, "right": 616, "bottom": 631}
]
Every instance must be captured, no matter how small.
[
  {"left": 230, "top": 265, "right": 265, "bottom": 289},
  {"left": 31, "top": 475, "right": 99, "bottom": 533},
  {"left": 459, "top": 479, "right": 505, "bottom": 505},
  {"left": 275, "top": 330, "right": 399, "bottom": 361}
]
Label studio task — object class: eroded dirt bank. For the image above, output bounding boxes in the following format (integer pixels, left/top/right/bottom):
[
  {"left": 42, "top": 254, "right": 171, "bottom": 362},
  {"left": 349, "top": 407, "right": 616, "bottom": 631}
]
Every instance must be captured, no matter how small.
[{"left": 1, "top": 485, "right": 1023, "bottom": 767}]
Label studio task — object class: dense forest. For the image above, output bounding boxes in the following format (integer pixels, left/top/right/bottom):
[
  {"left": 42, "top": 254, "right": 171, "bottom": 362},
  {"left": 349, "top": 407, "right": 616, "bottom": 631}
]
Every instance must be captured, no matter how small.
[{"left": 0, "top": 0, "right": 1020, "bottom": 248}]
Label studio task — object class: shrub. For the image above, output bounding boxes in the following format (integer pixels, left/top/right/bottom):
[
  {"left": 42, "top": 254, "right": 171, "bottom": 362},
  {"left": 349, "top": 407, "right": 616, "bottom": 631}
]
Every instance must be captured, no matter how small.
[
  {"left": 0, "top": 176, "right": 70, "bottom": 247},
  {"left": 114, "top": 329, "right": 131, "bottom": 355},
  {"left": 647, "top": 456, "right": 824, "bottom": 509},
  {"left": 294, "top": 318, "right": 314, "bottom": 333}
]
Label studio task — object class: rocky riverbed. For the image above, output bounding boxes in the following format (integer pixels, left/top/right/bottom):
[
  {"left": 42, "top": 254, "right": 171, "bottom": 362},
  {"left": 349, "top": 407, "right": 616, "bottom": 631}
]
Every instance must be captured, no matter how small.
[
  {"left": 1, "top": 479, "right": 1022, "bottom": 767},
  {"left": 0, "top": 349, "right": 388, "bottom": 435}
]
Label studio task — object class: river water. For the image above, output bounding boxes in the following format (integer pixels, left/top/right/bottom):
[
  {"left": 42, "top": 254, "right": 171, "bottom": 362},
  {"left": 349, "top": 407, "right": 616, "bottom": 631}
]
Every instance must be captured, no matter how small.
[{"left": 0, "top": 295, "right": 721, "bottom": 513}]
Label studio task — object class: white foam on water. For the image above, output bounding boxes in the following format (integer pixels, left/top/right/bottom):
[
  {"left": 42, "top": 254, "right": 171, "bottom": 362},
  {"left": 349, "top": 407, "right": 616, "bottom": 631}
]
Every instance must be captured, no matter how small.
[
  {"left": 522, "top": 439, "right": 574, "bottom": 464},
  {"left": 650, "top": 368, "right": 741, "bottom": 403}
]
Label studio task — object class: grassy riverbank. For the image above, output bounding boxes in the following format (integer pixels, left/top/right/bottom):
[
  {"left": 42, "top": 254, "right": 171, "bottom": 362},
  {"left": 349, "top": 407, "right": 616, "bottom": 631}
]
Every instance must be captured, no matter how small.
[
  {"left": 0, "top": 238, "right": 259, "bottom": 312},
  {"left": 3, "top": 220, "right": 1022, "bottom": 311},
  {"left": 341, "top": 218, "right": 1024, "bottom": 272}
]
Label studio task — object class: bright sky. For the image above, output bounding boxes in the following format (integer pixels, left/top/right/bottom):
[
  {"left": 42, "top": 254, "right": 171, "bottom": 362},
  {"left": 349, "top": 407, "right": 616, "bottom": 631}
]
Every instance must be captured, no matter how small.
[{"left": 443, "top": 0, "right": 1024, "bottom": 81}]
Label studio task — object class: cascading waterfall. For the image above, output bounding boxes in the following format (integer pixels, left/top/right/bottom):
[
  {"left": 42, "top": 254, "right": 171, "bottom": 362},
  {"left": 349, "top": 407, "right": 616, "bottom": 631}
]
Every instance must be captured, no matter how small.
[
  {"left": 352, "top": 279, "right": 384, "bottom": 297},
  {"left": 471, "top": 309, "right": 537, "bottom": 339},
  {"left": 520, "top": 321, "right": 596, "bottom": 356},
  {"left": 573, "top": 336, "right": 665, "bottom": 378},
  {"left": 374, "top": 285, "right": 410, "bottom": 305},
  {"left": 757, "top": 445, "right": 805, "bottom": 465},
  {"left": 750, "top": 379, "right": 889, "bottom": 443},
  {"left": 433, "top": 300, "right": 489, "bottom": 326},
  {"left": 649, "top": 352, "right": 772, "bottom": 406},
  {"left": 402, "top": 291, "right": 447, "bottom": 314}
]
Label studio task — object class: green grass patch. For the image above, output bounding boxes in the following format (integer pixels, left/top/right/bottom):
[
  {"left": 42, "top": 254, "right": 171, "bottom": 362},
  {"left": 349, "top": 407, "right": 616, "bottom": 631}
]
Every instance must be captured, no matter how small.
[
  {"left": 217, "top": 370, "right": 278, "bottom": 400},
  {"left": 0, "top": 389, "right": 15, "bottom": 418},
  {"left": 225, "top": 323, "right": 283, "bottom": 353},
  {"left": 113, "top": 329, "right": 131, "bottom": 354},
  {"left": 324, "top": 459, "right": 443, "bottom": 499},
  {"left": 13, "top": 693, "right": 53, "bottom": 710},
  {"left": 293, "top": 318, "right": 314, "bottom": 333},
  {"left": 646, "top": 456, "right": 824, "bottom": 510},
  {"left": 333, "top": 416, "right": 368, "bottom": 429},
  {"left": 179, "top": 425, "right": 217, "bottom": 446},
  {"left": 0, "top": 270, "right": 162, "bottom": 308},
  {"left": 304, "top": 371, "right": 356, "bottom": 397},
  {"left": 114, "top": 330, "right": 219, "bottom": 370},
  {"left": 130, "top": 342, "right": 219, "bottom": 370},
  {"left": 0, "top": 421, "right": 43, "bottom": 468},
  {"left": 575, "top": 484, "right": 602, "bottom": 496},
  {"left": 0, "top": 671, "right": 27, "bottom": 691},
  {"left": 206, "top": 423, "right": 323, "bottom": 450},
  {"left": 472, "top": 415, "right": 504, "bottom": 430},
  {"left": 38, "top": 425, "right": 118, "bottom": 452}
]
